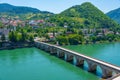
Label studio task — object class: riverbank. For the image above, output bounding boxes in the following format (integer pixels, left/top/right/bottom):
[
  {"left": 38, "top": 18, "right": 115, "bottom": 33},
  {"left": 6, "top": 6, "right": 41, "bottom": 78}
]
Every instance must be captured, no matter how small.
[{"left": 0, "top": 42, "right": 34, "bottom": 50}]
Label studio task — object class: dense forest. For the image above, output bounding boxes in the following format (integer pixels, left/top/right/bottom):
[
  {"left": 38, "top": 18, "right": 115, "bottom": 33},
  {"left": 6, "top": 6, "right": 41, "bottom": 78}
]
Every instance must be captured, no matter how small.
[{"left": 48, "top": 2, "right": 119, "bottom": 29}]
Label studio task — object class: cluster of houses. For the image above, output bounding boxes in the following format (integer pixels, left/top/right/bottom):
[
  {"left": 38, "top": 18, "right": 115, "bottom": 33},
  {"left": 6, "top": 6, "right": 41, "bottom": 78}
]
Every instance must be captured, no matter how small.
[
  {"left": 0, "top": 17, "right": 119, "bottom": 42},
  {"left": 29, "top": 20, "right": 56, "bottom": 29},
  {"left": 0, "top": 17, "right": 24, "bottom": 41},
  {"left": 0, "top": 17, "right": 56, "bottom": 41},
  {"left": 81, "top": 28, "right": 120, "bottom": 37},
  {"left": 0, "top": 17, "right": 56, "bottom": 28}
]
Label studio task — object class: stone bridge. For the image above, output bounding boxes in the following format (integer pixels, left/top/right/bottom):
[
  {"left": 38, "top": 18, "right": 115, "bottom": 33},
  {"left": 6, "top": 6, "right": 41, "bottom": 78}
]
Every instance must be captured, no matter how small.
[{"left": 35, "top": 41, "right": 120, "bottom": 80}]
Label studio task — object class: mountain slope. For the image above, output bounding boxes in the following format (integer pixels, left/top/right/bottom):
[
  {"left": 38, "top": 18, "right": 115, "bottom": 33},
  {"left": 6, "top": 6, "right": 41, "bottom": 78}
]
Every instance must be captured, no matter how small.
[
  {"left": 107, "top": 8, "right": 120, "bottom": 23},
  {"left": 0, "top": 3, "right": 53, "bottom": 20},
  {"left": 0, "top": 3, "right": 51, "bottom": 14},
  {"left": 49, "top": 2, "right": 119, "bottom": 28}
]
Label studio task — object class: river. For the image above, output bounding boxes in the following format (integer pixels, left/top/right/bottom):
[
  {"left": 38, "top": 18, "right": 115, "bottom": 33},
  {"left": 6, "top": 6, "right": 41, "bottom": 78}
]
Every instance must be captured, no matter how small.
[
  {"left": 0, "top": 42, "right": 120, "bottom": 80},
  {"left": 0, "top": 48, "right": 99, "bottom": 80}
]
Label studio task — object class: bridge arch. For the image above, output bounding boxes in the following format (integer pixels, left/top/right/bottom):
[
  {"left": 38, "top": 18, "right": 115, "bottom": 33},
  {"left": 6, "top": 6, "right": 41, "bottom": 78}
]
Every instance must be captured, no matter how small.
[
  {"left": 74, "top": 56, "right": 84, "bottom": 67},
  {"left": 35, "top": 41, "right": 120, "bottom": 79},
  {"left": 57, "top": 49, "right": 65, "bottom": 58}
]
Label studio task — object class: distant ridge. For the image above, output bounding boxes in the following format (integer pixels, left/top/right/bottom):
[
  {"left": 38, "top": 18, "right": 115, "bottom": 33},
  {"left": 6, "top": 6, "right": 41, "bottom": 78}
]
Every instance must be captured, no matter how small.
[
  {"left": 0, "top": 3, "right": 52, "bottom": 14},
  {"left": 0, "top": 3, "right": 53, "bottom": 20},
  {"left": 107, "top": 8, "right": 120, "bottom": 23}
]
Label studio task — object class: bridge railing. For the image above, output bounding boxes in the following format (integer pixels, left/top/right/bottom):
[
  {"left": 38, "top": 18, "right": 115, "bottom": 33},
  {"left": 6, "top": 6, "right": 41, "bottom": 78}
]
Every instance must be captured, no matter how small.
[
  {"left": 35, "top": 40, "right": 120, "bottom": 74},
  {"left": 35, "top": 41, "right": 120, "bottom": 71}
]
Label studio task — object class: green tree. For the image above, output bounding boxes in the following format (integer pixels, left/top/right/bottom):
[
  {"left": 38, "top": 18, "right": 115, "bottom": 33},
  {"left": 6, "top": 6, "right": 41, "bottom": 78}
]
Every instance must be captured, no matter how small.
[
  {"left": 0, "top": 22, "right": 3, "bottom": 28},
  {"left": 106, "top": 34, "right": 115, "bottom": 42},
  {"left": 56, "top": 36, "right": 69, "bottom": 45},
  {"left": 68, "top": 34, "right": 83, "bottom": 45},
  {"left": 9, "top": 31, "right": 17, "bottom": 42},
  {"left": 29, "top": 34, "right": 34, "bottom": 42},
  {"left": 90, "top": 36, "right": 97, "bottom": 43},
  {"left": 16, "top": 33, "right": 22, "bottom": 42},
  {"left": 1, "top": 34, "right": 6, "bottom": 42},
  {"left": 21, "top": 29, "right": 27, "bottom": 42}
]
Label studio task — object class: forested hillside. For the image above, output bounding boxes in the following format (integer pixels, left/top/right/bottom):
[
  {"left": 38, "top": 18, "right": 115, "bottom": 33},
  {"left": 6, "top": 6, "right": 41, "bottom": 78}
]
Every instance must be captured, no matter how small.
[{"left": 48, "top": 2, "right": 119, "bottom": 29}]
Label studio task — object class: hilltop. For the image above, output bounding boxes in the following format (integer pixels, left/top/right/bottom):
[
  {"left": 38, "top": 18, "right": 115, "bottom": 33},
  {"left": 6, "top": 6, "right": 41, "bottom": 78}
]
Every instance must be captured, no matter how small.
[{"left": 48, "top": 2, "right": 119, "bottom": 29}]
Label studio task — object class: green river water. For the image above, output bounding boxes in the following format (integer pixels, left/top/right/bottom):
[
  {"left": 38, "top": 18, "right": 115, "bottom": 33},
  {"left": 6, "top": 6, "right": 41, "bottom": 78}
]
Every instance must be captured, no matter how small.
[{"left": 0, "top": 42, "right": 120, "bottom": 80}]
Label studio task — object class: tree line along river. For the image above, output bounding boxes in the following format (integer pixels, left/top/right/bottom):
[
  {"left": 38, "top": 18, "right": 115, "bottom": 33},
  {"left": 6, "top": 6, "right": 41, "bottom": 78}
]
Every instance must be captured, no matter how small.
[{"left": 0, "top": 42, "right": 120, "bottom": 80}]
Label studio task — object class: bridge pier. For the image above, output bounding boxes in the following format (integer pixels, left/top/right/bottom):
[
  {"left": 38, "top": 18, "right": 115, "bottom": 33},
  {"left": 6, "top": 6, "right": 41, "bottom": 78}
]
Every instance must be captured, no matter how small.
[
  {"left": 40, "top": 44, "right": 45, "bottom": 50},
  {"left": 44, "top": 45, "right": 50, "bottom": 52},
  {"left": 35, "top": 41, "right": 120, "bottom": 80},
  {"left": 57, "top": 50, "right": 65, "bottom": 58},
  {"left": 65, "top": 53, "right": 73, "bottom": 62},
  {"left": 87, "top": 60, "right": 97, "bottom": 72},
  {"left": 75, "top": 57, "right": 84, "bottom": 67},
  {"left": 38, "top": 44, "right": 42, "bottom": 49},
  {"left": 100, "top": 66, "right": 113, "bottom": 79},
  {"left": 35, "top": 42, "right": 39, "bottom": 48},
  {"left": 50, "top": 47, "right": 56, "bottom": 54},
  {"left": 35, "top": 42, "right": 41, "bottom": 49}
]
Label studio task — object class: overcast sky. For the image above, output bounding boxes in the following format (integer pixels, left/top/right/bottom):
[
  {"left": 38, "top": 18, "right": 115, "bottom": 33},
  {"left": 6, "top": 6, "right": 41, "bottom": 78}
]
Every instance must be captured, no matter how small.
[{"left": 0, "top": 0, "right": 120, "bottom": 13}]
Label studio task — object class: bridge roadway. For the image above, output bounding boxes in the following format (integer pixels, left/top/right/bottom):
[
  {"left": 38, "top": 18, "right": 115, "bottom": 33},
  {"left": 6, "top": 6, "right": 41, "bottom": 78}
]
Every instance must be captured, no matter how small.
[{"left": 35, "top": 40, "right": 120, "bottom": 80}]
